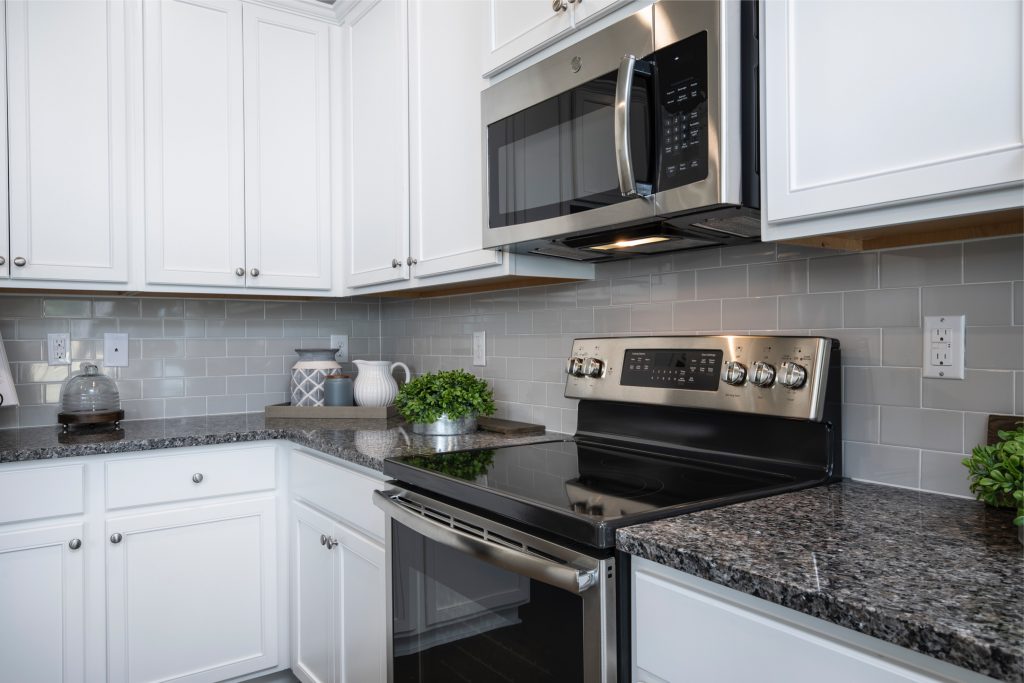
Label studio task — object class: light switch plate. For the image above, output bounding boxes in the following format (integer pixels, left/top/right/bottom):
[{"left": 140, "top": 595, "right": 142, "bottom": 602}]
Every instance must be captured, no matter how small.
[
  {"left": 330, "top": 335, "right": 349, "bottom": 363},
  {"left": 922, "top": 315, "right": 965, "bottom": 379},
  {"left": 104, "top": 333, "right": 129, "bottom": 368},
  {"left": 473, "top": 331, "right": 486, "bottom": 366}
]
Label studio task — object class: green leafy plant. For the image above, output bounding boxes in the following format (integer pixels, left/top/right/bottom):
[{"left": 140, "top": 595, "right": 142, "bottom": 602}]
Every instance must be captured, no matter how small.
[
  {"left": 394, "top": 369, "right": 495, "bottom": 425},
  {"left": 404, "top": 450, "right": 496, "bottom": 481},
  {"left": 962, "top": 425, "right": 1023, "bottom": 526}
]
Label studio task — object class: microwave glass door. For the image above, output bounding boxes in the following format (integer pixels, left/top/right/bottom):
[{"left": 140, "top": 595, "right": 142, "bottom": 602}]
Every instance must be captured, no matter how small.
[
  {"left": 391, "top": 521, "right": 585, "bottom": 683},
  {"left": 487, "top": 71, "right": 653, "bottom": 230}
]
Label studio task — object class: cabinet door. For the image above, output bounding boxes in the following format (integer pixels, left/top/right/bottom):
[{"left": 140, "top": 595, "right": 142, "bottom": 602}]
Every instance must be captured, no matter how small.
[
  {"left": 408, "top": 0, "right": 502, "bottom": 279},
  {"left": 342, "top": 0, "right": 410, "bottom": 288},
  {"left": 144, "top": 0, "right": 247, "bottom": 287},
  {"left": 336, "top": 519, "right": 386, "bottom": 683},
  {"left": 106, "top": 498, "right": 278, "bottom": 683},
  {"left": 242, "top": 5, "right": 331, "bottom": 291},
  {"left": 482, "top": 0, "right": 573, "bottom": 75},
  {"left": 0, "top": 523, "right": 85, "bottom": 683},
  {"left": 6, "top": 0, "right": 129, "bottom": 282},
  {"left": 0, "top": 0, "right": 8, "bottom": 281},
  {"left": 293, "top": 503, "right": 338, "bottom": 683},
  {"left": 762, "top": 0, "right": 1024, "bottom": 239}
]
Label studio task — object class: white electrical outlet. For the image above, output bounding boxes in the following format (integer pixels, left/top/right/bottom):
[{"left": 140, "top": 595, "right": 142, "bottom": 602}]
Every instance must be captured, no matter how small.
[
  {"left": 473, "top": 331, "right": 486, "bottom": 366},
  {"left": 104, "top": 333, "right": 129, "bottom": 367},
  {"left": 922, "top": 315, "right": 965, "bottom": 379},
  {"left": 47, "top": 333, "right": 70, "bottom": 365},
  {"left": 331, "top": 334, "right": 349, "bottom": 363}
]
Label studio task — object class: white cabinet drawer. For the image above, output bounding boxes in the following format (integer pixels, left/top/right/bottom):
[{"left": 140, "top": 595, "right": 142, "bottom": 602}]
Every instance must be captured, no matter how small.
[
  {"left": 290, "top": 450, "right": 385, "bottom": 541},
  {"left": 0, "top": 464, "right": 84, "bottom": 524},
  {"left": 105, "top": 445, "right": 277, "bottom": 510}
]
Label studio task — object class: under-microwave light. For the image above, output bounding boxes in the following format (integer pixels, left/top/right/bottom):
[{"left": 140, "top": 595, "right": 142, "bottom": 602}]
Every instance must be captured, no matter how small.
[{"left": 589, "top": 236, "right": 672, "bottom": 251}]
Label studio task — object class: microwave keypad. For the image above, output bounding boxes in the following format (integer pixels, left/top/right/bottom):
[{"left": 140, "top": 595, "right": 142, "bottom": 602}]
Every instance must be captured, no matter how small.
[{"left": 655, "top": 30, "right": 709, "bottom": 190}]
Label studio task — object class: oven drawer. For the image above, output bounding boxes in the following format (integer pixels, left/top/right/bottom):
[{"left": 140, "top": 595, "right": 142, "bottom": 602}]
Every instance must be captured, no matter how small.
[
  {"left": 0, "top": 463, "right": 84, "bottom": 524},
  {"left": 105, "top": 445, "right": 277, "bottom": 510}
]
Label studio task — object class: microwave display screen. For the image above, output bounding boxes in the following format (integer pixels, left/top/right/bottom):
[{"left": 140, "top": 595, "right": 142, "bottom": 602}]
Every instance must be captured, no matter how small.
[
  {"left": 620, "top": 348, "right": 722, "bottom": 390},
  {"left": 655, "top": 30, "right": 709, "bottom": 190}
]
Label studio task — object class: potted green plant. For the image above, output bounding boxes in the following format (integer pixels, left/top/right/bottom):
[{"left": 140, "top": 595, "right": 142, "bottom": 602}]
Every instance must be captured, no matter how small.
[
  {"left": 962, "top": 424, "right": 1023, "bottom": 542},
  {"left": 395, "top": 369, "right": 496, "bottom": 435}
]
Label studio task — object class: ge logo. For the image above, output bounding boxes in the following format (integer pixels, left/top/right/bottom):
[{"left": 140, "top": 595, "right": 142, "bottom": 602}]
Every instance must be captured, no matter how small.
[{"left": 571, "top": 56, "right": 582, "bottom": 72}]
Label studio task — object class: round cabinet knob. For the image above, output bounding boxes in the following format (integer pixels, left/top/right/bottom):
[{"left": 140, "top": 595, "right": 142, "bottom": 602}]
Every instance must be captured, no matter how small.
[
  {"left": 749, "top": 361, "right": 776, "bottom": 388},
  {"left": 582, "top": 357, "right": 604, "bottom": 378},
  {"left": 13, "top": 256, "right": 26, "bottom": 267},
  {"left": 0, "top": 256, "right": 6, "bottom": 266},
  {"left": 235, "top": 267, "right": 245, "bottom": 276},
  {"left": 565, "top": 357, "right": 585, "bottom": 377},
  {"left": 721, "top": 361, "right": 747, "bottom": 386},
  {"left": 778, "top": 361, "right": 808, "bottom": 389},
  {"left": 110, "top": 533, "right": 123, "bottom": 544},
  {"left": 320, "top": 534, "right": 328, "bottom": 546},
  {"left": 69, "top": 538, "right": 82, "bottom": 550},
  {"left": 552, "top": 0, "right": 568, "bottom": 11},
  {"left": 326, "top": 537, "right": 338, "bottom": 550},
  {"left": 249, "top": 267, "right": 260, "bottom": 277},
  {"left": 406, "top": 256, "right": 418, "bottom": 266},
  {"left": 391, "top": 259, "right": 401, "bottom": 269},
  {"left": 192, "top": 473, "right": 204, "bottom": 484}
]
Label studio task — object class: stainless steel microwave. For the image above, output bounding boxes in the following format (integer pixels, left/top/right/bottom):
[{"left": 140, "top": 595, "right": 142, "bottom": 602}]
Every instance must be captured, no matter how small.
[{"left": 482, "top": 0, "right": 760, "bottom": 261}]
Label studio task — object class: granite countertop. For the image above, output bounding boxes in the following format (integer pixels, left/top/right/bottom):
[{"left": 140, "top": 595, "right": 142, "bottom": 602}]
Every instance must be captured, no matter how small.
[
  {"left": 617, "top": 481, "right": 1024, "bottom": 682},
  {"left": 0, "top": 412, "right": 562, "bottom": 471}
]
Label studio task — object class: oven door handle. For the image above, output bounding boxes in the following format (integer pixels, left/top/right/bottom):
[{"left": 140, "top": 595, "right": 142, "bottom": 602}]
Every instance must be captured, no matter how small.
[{"left": 373, "top": 490, "right": 600, "bottom": 594}]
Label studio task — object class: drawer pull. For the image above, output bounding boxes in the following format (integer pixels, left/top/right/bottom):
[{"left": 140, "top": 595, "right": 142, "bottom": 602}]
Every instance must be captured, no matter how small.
[
  {"left": 110, "top": 533, "right": 122, "bottom": 544},
  {"left": 192, "top": 473, "right": 204, "bottom": 484},
  {"left": 68, "top": 538, "right": 82, "bottom": 550}
]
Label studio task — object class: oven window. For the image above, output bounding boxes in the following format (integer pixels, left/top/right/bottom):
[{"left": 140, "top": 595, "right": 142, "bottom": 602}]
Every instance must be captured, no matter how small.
[
  {"left": 487, "top": 71, "right": 652, "bottom": 229},
  {"left": 392, "top": 521, "right": 585, "bottom": 682}
]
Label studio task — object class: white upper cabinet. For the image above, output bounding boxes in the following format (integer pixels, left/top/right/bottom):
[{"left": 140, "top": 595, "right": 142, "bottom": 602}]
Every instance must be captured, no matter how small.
[
  {"left": 762, "top": 0, "right": 1024, "bottom": 241},
  {"left": 6, "top": 0, "right": 130, "bottom": 282},
  {"left": 144, "top": 0, "right": 247, "bottom": 288},
  {"left": 0, "top": 1, "right": 8, "bottom": 281},
  {"left": 408, "top": 0, "right": 501, "bottom": 279},
  {"left": 341, "top": 0, "right": 410, "bottom": 288},
  {"left": 483, "top": 0, "right": 573, "bottom": 76},
  {"left": 243, "top": 5, "right": 331, "bottom": 291}
]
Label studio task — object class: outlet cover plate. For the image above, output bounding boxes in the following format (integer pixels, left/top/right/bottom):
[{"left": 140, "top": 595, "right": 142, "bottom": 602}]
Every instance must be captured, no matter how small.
[
  {"left": 47, "top": 333, "right": 70, "bottom": 365},
  {"left": 330, "top": 335, "right": 349, "bottom": 363},
  {"left": 922, "top": 314, "right": 965, "bottom": 379},
  {"left": 104, "top": 333, "right": 129, "bottom": 367},
  {"left": 473, "top": 331, "right": 486, "bottom": 366}
]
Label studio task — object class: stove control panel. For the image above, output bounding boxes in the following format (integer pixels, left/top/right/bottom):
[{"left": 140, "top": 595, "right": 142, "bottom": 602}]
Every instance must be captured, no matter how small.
[{"left": 564, "top": 336, "right": 836, "bottom": 421}]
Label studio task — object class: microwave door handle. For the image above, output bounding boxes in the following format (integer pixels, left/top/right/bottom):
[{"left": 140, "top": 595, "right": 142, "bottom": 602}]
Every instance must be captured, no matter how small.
[
  {"left": 373, "top": 490, "right": 600, "bottom": 594},
  {"left": 614, "top": 54, "right": 639, "bottom": 197}
]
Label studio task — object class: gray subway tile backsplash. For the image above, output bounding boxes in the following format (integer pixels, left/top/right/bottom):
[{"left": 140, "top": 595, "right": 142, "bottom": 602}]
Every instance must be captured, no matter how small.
[{"left": 1, "top": 237, "right": 1021, "bottom": 502}]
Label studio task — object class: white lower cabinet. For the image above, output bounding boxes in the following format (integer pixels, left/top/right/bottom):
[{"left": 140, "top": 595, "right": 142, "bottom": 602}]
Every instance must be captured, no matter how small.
[
  {"left": 106, "top": 496, "right": 279, "bottom": 683},
  {"left": 0, "top": 522, "right": 86, "bottom": 683},
  {"left": 632, "top": 557, "right": 991, "bottom": 683}
]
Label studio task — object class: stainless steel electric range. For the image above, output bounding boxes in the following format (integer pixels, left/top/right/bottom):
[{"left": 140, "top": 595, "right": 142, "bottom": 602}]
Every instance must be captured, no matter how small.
[{"left": 374, "top": 335, "right": 842, "bottom": 683}]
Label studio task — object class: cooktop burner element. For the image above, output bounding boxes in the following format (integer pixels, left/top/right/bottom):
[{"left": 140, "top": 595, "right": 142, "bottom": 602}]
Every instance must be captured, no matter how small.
[{"left": 384, "top": 335, "right": 842, "bottom": 549}]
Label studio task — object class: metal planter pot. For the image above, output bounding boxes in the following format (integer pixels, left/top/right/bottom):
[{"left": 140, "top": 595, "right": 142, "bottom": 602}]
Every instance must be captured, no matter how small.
[{"left": 410, "top": 414, "right": 478, "bottom": 436}]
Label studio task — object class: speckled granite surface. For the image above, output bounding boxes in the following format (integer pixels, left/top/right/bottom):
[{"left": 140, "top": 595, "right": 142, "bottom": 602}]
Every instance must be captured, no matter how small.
[
  {"left": 0, "top": 412, "right": 563, "bottom": 471},
  {"left": 618, "top": 481, "right": 1024, "bottom": 681}
]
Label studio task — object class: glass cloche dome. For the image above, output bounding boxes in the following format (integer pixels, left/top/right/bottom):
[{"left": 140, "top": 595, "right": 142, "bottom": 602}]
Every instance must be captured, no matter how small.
[{"left": 60, "top": 363, "right": 120, "bottom": 414}]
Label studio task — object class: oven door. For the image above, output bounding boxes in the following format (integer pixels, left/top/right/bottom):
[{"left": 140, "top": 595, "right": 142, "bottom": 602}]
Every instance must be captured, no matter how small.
[{"left": 374, "top": 487, "right": 616, "bottom": 683}]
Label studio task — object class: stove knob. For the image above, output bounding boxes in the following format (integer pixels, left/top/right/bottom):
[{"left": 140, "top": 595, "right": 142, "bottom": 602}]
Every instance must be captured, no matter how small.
[
  {"left": 778, "top": 361, "right": 808, "bottom": 389},
  {"left": 582, "top": 357, "right": 604, "bottom": 378},
  {"left": 749, "top": 361, "right": 776, "bottom": 387},
  {"left": 721, "top": 361, "right": 747, "bottom": 385},
  {"left": 566, "top": 357, "right": 585, "bottom": 377}
]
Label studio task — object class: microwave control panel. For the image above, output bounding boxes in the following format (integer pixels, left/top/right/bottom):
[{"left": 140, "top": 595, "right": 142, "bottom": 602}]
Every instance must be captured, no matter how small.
[{"left": 655, "top": 30, "right": 709, "bottom": 190}]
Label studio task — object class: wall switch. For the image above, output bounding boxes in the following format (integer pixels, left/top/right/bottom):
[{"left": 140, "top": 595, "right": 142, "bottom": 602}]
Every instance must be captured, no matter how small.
[
  {"left": 104, "top": 333, "right": 129, "bottom": 367},
  {"left": 330, "top": 334, "right": 349, "bottom": 363},
  {"left": 47, "top": 333, "right": 70, "bottom": 365},
  {"left": 473, "top": 331, "right": 486, "bottom": 366},
  {"left": 922, "top": 315, "right": 965, "bottom": 379}
]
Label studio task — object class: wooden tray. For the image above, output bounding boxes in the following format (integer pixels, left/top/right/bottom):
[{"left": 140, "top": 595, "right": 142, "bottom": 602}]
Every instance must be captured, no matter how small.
[
  {"left": 477, "top": 416, "right": 546, "bottom": 435},
  {"left": 265, "top": 403, "right": 397, "bottom": 419}
]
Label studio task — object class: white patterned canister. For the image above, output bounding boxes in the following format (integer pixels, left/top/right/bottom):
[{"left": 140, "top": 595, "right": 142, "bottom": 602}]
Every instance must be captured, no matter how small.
[{"left": 290, "top": 349, "right": 342, "bottom": 407}]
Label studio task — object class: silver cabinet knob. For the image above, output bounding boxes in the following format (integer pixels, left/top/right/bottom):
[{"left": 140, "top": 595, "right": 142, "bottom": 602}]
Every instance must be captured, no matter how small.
[
  {"left": 778, "top": 361, "right": 808, "bottom": 389},
  {"left": 749, "top": 361, "right": 776, "bottom": 388},
  {"left": 250, "top": 267, "right": 259, "bottom": 277},
  {"left": 391, "top": 258, "right": 401, "bottom": 269},
  {"left": 320, "top": 534, "right": 328, "bottom": 546},
  {"left": 110, "top": 533, "right": 123, "bottom": 544},
  {"left": 721, "top": 361, "right": 747, "bottom": 386},
  {"left": 552, "top": 0, "right": 568, "bottom": 11},
  {"left": 13, "top": 256, "right": 26, "bottom": 267},
  {"left": 325, "top": 536, "right": 338, "bottom": 550},
  {"left": 406, "top": 256, "right": 418, "bottom": 266},
  {"left": 69, "top": 538, "right": 82, "bottom": 550},
  {"left": 0, "top": 256, "right": 6, "bottom": 266},
  {"left": 235, "top": 267, "right": 245, "bottom": 276},
  {"left": 192, "top": 472, "right": 204, "bottom": 484}
]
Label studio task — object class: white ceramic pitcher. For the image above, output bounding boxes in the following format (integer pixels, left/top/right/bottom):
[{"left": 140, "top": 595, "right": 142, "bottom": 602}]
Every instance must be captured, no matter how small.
[{"left": 353, "top": 360, "right": 411, "bottom": 407}]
